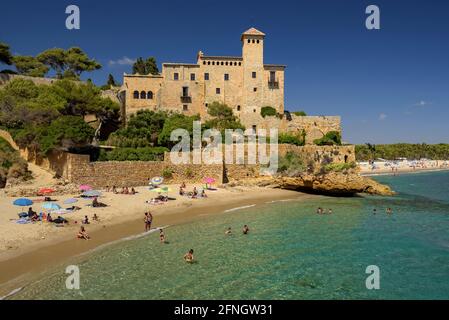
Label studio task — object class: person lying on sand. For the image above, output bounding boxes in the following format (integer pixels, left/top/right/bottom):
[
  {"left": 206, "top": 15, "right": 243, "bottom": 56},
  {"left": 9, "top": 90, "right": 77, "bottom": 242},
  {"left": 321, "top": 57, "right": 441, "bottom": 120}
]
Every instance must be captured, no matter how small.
[
  {"left": 131, "top": 187, "right": 136, "bottom": 195},
  {"left": 184, "top": 249, "right": 194, "bottom": 263},
  {"left": 77, "top": 226, "right": 90, "bottom": 240},
  {"left": 243, "top": 225, "right": 249, "bottom": 234},
  {"left": 225, "top": 227, "right": 232, "bottom": 235}
]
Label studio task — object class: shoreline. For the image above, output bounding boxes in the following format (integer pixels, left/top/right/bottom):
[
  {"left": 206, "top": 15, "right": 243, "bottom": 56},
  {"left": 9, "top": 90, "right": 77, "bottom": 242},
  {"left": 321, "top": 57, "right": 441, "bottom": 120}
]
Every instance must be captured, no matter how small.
[
  {"left": 0, "top": 187, "right": 313, "bottom": 297},
  {"left": 360, "top": 167, "right": 449, "bottom": 177}
]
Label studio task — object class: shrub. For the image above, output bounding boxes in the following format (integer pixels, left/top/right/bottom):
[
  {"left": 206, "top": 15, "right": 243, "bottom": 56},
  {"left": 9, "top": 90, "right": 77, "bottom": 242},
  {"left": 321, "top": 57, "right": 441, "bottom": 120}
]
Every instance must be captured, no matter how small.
[
  {"left": 314, "top": 131, "right": 341, "bottom": 146},
  {"left": 322, "top": 161, "right": 357, "bottom": 173},
  {"left": 278, "top": 130, "right": 306, "bottom": 146},
  {"left": 292, "top": 111, "right": 307, "bottom": 116},
  {"left": 260, "top": 106, "right": 277, "bottom": 118},
  {"left": 162, "top": 168, "right": 173, "bottom": 179},
  {"left": 185, "top": 168, "right": 194, "bottom": 178},
  {"left": 98, "top": 147, "right": 168, "bottom": 161},
  {"left": 277, "top": 152, "right": 306, "bottom": 176}
]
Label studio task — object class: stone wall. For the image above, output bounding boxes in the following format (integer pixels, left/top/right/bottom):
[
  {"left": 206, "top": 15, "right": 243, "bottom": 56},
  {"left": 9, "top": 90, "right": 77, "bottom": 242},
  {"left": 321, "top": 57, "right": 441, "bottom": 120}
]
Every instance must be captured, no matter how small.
[{"left": 0, "top": 73, "right": 57, "bottom": 87}]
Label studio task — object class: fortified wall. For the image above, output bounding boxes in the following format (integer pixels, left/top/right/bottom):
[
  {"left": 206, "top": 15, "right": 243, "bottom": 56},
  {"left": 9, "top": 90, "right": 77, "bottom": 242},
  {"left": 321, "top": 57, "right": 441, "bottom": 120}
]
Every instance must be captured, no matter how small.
[{"left": 58, "top": 144, "right": 355, "bottom": 188}]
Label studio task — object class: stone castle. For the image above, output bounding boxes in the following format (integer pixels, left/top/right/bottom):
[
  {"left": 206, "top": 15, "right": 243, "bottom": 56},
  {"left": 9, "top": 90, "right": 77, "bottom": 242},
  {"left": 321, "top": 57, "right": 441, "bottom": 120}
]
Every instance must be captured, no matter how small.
[{"left": 121, "top": 27, "right": 341, "bottom": 144}]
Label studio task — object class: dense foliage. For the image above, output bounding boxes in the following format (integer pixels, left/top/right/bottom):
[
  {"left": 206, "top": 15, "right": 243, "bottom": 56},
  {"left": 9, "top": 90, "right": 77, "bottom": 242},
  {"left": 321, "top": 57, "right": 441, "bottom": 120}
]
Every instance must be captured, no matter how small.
[
  {"left": 204, "top": 102, "right": 245, "bottom": 135},
  {"left": 292, "top": 111, "right": 307, "bottom": 116},
  {"left": 132, "top": 57, "right": 159, "bottom": 75},
  {"left": 98, "top": 147, "right": 168, "bottom": 161},
  {"left": 321, "top": 162, "right": 357, "bottom": 173},
  {"left": 0, "top": 43, "right": 13, "bottom": 65},
  {"left": 0, "top": 78, "right": 119, "bottom": 155},
  {"left": 314, "top": 131, "right": 342, "bottom": 146},
  {"left": 278, "top": 130, "right": 306, "bottom": 146},
  {"left": 356, "top": 143, "right": 449, "bottom": 161},
  {"left": 0, "top": 137, "right": 32, "bottom": 187},
  {"left": 277, "top": 152, "right": 306, "bottom": 176},
  {"left": 260, "top": 106, "right": 277, "bottom": 118}
]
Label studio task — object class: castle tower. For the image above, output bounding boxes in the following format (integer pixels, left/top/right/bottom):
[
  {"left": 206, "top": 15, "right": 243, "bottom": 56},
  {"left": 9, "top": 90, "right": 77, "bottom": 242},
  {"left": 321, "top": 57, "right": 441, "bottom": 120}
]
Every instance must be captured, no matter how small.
[{"left": 241, "top": 27, "right": 266, "bottom": 124}]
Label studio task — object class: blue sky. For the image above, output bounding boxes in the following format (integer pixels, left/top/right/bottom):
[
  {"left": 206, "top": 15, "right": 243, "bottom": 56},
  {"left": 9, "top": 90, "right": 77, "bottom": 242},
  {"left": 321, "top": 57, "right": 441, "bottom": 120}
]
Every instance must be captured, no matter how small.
[{"left": 1, "top": 0, "right": 448, "bottom": 144}]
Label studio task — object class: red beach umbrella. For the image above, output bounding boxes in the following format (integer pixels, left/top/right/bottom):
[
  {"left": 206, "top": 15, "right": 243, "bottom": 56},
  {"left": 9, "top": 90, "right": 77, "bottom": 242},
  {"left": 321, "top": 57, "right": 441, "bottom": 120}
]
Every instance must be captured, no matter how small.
[{"left": 38, "top": 188, "right": 55, "bottom": 195}]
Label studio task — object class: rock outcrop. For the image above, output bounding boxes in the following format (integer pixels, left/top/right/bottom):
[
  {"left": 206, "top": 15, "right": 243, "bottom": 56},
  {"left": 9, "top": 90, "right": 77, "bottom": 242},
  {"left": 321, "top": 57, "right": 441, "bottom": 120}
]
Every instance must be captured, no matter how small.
[{"left": 237, "top": 171, "right": 394, "bottom": 196}]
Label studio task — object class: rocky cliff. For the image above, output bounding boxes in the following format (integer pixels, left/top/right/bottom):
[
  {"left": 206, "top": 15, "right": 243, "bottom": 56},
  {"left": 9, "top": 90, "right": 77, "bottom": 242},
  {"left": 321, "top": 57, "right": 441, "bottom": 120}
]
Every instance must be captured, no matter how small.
[{"left": 236, "top": 171, "right": 394, "bottom": 196}]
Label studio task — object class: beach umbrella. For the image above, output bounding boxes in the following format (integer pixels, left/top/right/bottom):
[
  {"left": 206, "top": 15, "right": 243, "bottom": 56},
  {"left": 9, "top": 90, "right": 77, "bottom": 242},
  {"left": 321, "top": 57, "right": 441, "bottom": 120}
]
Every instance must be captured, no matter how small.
[
  {"left": 64, "top": 198, "right": 78, "bottom": 204},
  {"left": 203, "top": 177, "right": 216, "bottom": 184},
  {"left": 41, "top": 202, "right": 61, "bottom": 211},
  {"left": 79, "top": 184, "right": 93, "bottom": 191},
  {"left": 38, "top": 188, "right": 55, "bottom": 195},
  {"left": 152, "top": 187, "right": 171, "bottom": 193},
  {"left": 151, "top": 176, "right": 164, "bottom": 185},
  {"left": 82, "top": 190, "right": 102, "bottom": 197},
  {"left": 13, "top": 198, "right": 33, "bottom": 206}
]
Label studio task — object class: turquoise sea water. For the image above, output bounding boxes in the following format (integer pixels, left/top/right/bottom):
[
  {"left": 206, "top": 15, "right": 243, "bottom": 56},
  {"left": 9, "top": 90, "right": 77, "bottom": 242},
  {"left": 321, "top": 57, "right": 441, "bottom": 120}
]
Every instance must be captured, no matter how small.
[{"left": 9, "top": 171, "right": 449, "bottom": 299}]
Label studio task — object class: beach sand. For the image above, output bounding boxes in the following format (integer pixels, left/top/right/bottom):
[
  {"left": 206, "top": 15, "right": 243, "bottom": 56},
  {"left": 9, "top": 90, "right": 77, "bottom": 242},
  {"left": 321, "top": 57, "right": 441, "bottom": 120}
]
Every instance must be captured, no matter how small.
[
  {"left": 359, "top": 160, "right": 449, "bottom": 176},
  {"left": 0, "top": 184, "right": 310, "bottom": 296}
]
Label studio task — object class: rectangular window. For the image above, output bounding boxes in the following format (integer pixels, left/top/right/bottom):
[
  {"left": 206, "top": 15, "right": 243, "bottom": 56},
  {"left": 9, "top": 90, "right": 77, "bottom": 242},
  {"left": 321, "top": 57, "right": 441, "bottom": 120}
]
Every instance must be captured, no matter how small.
[
  {"left": 183, "top": 105, "right": 188, "bottom": 111},
  {"left": 190, "top": 73, "right": 195, "bottom": 81},
  {"left": 182, "top": 86, "right": 189, "bottom": 97},
  {"left": 216, "top": 88, "right": 221, "bottom": 94},
  {"left": 174, "top": 73, "right": 179, "bottom": 80},
  {"left": 253, "top": 87, "right": 257, "bottom": 92},
  {"left": 270, "top": 71, "right": 276, "bottom": 82},
  {"left": 204, "top": 73, "right": 209, "bottom": 81},
  {"left": 224, "top": 74, "right": 229, "bottom": 81},
  {"left": 252, "top": 71, "right": 256, "bottom": 79}
]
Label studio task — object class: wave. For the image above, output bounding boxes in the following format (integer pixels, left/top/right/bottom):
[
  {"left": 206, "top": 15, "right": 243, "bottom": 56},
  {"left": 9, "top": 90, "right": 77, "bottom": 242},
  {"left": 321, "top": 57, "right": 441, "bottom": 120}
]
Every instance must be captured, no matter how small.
[
  {"left": 223, "top": 204, "right": 256, "bottom": 213},
  {"left": 0, "top": 287, "right": 24, "bottom": 300}
]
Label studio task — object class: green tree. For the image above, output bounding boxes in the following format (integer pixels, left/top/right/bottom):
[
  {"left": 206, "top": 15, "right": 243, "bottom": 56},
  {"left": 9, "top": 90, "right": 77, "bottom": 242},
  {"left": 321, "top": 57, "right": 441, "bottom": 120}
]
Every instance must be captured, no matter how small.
[
  {"left": 261, "top": 106, "right": 277, "bottom": 118},
  {"left": 107, "top": 74, "right": 117, "bottom": 87},
  {"left": 0, "top": 43, "right": 13, "bottom": 65},
  {"left": 158, "top": 113, "right": 200, "bottom": 148},
  {"left": 292, "top": 110, "right": 307, "bottom": 116},
  {"left": 12, "top": 56, "right": 49, "bottom": 77},
  {"left": 37, "top": 48, "right": 66, "bottom": 78},
  {"left": 204, "top": 101, "right": 245, "bottom": 134},
  {"left": 132, "top": 57, "right": 159, "bottom": 75},
  {"left": 64, "top": 47, "right": 101, "bottom": 79}
]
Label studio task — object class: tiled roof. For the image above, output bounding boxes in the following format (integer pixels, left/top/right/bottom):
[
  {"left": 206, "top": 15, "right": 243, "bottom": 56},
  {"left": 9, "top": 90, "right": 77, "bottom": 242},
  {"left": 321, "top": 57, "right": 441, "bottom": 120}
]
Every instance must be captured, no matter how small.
[{"left": 241, "top": 27, "right": 265, "bottom": 39}]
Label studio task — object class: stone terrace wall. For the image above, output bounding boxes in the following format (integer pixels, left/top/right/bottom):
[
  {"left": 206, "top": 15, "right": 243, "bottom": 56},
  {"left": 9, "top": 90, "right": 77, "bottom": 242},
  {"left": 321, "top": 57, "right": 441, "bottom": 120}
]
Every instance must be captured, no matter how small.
[
  {"left": 66, "top": 153, "right": 222, "bottom": 188},
  {"left": 278, "top": 144, "right": 356, "bottom": 165},
  {"left": 0, "top": 73, "right": 57, "bottom": 87}
]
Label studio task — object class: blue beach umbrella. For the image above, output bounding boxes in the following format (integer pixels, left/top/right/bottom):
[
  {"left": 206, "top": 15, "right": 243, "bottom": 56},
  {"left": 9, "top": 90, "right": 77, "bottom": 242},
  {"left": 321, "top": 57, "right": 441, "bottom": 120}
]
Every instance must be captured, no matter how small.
[
  {"left": 82, "top": 190, "right": 102, "bottom": 197},
  {"left": 13, "top": 198, "right": 33, "bottom": 206},
  {"left": 42, "top": 202, "right": 61, "bottom": 211},
  {"left": 64, "top": 198, "right": 78, "bottom": 204}
]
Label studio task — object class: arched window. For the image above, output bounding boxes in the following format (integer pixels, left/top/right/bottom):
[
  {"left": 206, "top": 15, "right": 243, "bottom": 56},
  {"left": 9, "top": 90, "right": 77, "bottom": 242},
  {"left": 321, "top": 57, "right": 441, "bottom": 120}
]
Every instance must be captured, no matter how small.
[
  {"left": 133, "top": 90, "right": 139, "bottom": 99},
  {"left": 147, "top": 91, "right": 153, "bottom": 99},
  {"left": 247, "top": 39, "right": 250, "bottom": 44},
  {"left": 140, "top": 91, "right": 146, "bottom": 99},
  {"left": 257, "top": 39, "right": 260, "bottom": 44}
]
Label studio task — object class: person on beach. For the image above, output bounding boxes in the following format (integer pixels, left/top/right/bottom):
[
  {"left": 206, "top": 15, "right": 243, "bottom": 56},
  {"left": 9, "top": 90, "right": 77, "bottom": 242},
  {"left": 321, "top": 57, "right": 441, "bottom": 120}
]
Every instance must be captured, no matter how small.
[
  {"left": 159, "top": 229, "right": 166, "bottom": 243},
  {"left": 77, "top": 226, "right": 90, "bottom": 240},
  {"left": 184, "top": 249, "right": 194, "bottom": 263},
  {"left": 83, "top": 215, "right": 90, "bottom": 224},
  {"left": 93, "top": 213, "right": 99, "bottom": 221},
  {"left": 192, "top": 187, "right": 198, "bottom": 198},
  {"left": 225, "top": 227, "right": 232, "bottom": 235},
  {"left": 201, "top": 189, "right": 207, "bottom": 198},
  {"left": 144, "top": 212, "right": 153, "bottom": 232},
  {"left": 243, "top": 225, "right": 249, "bottom": 234}
]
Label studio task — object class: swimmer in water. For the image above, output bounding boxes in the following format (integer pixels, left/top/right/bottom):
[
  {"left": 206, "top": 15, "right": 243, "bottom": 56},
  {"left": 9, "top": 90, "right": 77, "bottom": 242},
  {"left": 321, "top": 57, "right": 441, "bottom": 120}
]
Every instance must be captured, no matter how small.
[
  {"left": 373, "top": 208, "right": 377, "bottom": 215},
  {"left": 184, "top": 249, "right": 194, "bottom": 263},
  {"left": 225, "top": 227, "right": 232, "bottom": 235},
  {"left": 243, "top": 225, "right": 249, "bottom": 234},
  {"left": 159, "top": 229, "right": 166, "bottom": 243}
]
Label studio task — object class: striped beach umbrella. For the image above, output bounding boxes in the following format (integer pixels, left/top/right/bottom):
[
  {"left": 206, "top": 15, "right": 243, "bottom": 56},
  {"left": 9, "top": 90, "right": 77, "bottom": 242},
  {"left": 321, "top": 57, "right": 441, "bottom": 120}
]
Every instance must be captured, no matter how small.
[{"left": 151, "top": 177, "right": 164, "bottom": 185}]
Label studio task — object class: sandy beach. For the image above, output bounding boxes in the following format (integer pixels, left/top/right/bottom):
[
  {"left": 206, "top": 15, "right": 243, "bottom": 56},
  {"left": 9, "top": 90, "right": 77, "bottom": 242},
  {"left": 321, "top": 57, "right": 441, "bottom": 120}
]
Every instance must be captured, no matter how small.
[
  {"left": 358, "top": 160, "right": 449, "bottom": 176},
  {"left": 0, "top": 183, "right": 310, "bottom": 296}
]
